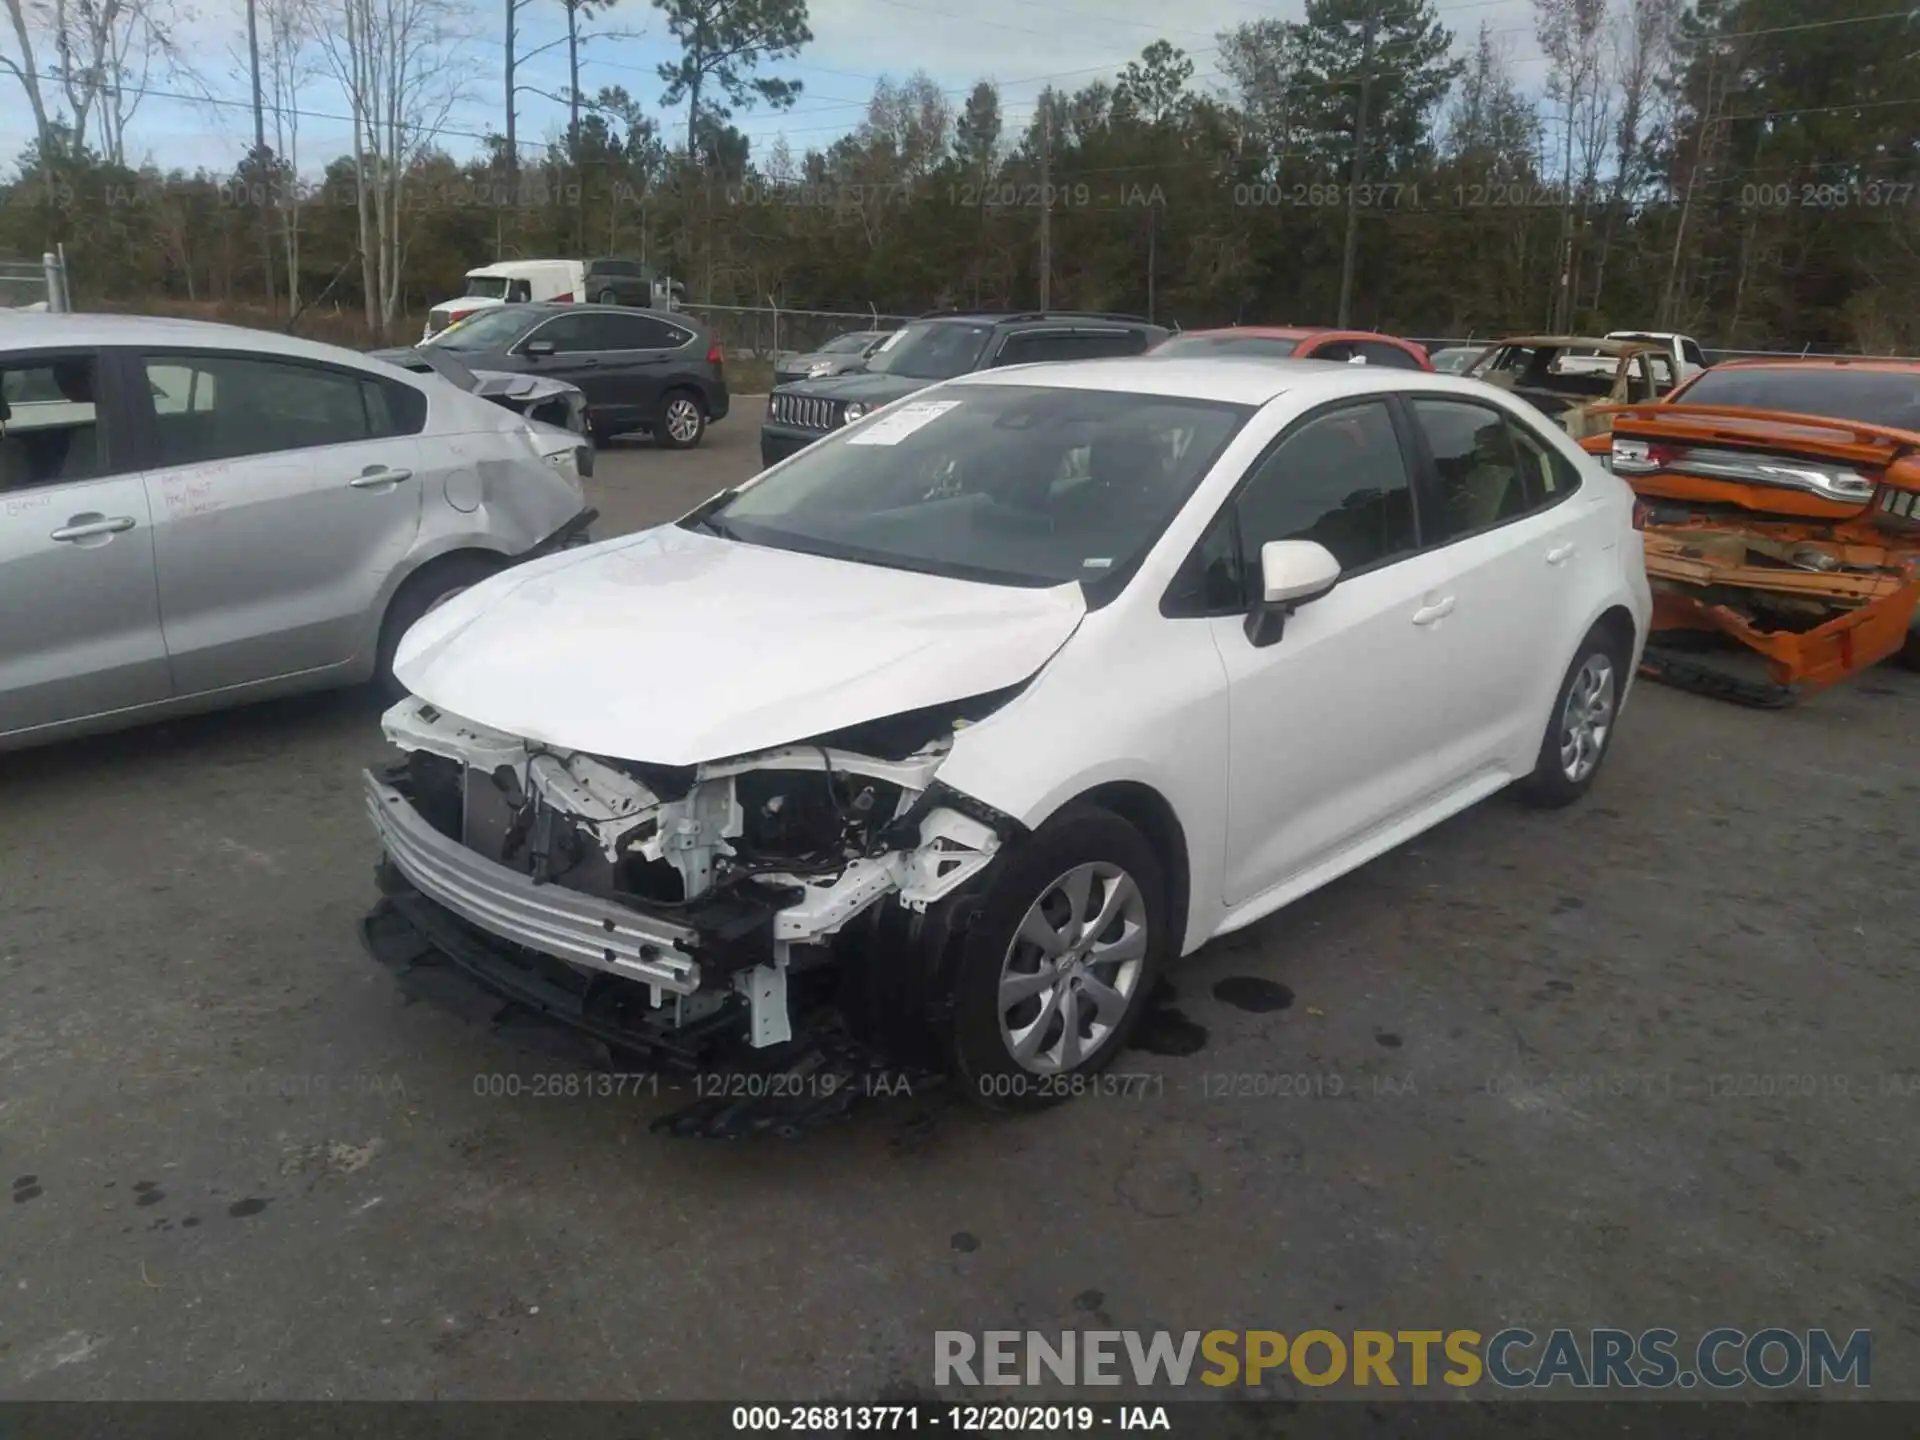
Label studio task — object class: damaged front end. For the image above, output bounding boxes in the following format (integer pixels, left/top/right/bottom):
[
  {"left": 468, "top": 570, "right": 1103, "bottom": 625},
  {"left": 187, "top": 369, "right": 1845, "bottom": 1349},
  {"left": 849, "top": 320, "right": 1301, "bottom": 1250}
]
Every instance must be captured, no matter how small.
[
  {"left": 360, "top": 690, "right": 1021, "bottom": 1073},
  {"left": 1599, "top": 405, "right": 1920, "bottom": 703}
]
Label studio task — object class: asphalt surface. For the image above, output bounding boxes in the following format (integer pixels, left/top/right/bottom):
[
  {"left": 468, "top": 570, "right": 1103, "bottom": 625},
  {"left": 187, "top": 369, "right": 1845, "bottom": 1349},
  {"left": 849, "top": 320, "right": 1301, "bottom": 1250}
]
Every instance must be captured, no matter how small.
[{"left": 4, "top": 395, "right": 1918, "bottom": 1401}]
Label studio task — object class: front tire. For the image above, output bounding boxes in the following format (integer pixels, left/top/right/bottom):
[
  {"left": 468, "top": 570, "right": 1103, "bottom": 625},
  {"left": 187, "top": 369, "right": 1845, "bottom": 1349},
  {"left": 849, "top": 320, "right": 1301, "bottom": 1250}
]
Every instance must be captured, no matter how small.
[
  {"left": 947, "top": 803, "right": 1167, "bottom": 1112},
  {"left": 1519, "top": 624, "right": 1628, "bottom": 808}
]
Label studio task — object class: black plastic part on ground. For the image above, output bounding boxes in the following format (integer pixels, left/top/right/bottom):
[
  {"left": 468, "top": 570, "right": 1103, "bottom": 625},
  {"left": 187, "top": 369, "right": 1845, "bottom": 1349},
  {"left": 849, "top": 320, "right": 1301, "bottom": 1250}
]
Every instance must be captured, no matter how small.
[{"left": 1640, "top": 645, "right": 1798, "bottom": 708}]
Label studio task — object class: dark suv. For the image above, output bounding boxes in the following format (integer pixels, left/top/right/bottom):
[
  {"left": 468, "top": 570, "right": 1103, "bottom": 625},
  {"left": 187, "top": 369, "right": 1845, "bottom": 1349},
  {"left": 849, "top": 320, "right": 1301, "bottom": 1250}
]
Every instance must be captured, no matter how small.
[
  {"left": 387, "top": 303, "right": 729, "bottom": 448},
  {"left": 759, "top": 311, "right": 1169, "bottom": 467}
]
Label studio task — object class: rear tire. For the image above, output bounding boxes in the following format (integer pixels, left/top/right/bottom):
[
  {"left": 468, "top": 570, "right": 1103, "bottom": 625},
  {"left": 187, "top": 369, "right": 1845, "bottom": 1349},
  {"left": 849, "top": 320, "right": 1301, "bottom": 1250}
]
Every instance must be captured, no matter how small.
[
  {"left": 944, "top": 803, "right": 1167, "bottom": 1113},
  {"left": 656, "top": 389, "right": 706, "bottom": 450},
  {"left": 596, "top": 288, "right": 617, "bottom": 304},
  {"left": 375, "top": 554, "right": 503, "bottom": 703},
  {"left": 1518, "top": 624, "right": 1629, "bottom": 808}
]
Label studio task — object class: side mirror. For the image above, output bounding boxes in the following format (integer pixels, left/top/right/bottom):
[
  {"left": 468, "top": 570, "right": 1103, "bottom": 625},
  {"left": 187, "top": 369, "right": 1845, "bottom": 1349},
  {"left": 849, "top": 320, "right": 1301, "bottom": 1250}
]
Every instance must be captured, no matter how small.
[
  {"left": 1245, "top": 539, "right": 1341, "bottom": 647},
  {"left": 524, "top": 339, "right": 556, "bottom": 358}
]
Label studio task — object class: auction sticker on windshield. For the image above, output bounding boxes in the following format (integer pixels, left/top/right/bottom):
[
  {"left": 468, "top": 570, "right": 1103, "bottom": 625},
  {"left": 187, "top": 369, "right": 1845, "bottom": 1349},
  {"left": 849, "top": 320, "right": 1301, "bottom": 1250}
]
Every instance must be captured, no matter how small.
[{"left": 845, "top": 399, "right": 962, "bottom": 446}]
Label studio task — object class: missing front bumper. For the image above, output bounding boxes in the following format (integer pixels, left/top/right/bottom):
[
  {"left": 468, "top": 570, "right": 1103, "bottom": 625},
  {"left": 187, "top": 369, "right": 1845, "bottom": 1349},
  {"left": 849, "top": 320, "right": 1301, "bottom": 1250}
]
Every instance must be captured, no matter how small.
[{"left": 366, "top": 767, "right": 707, "bottom": 996}]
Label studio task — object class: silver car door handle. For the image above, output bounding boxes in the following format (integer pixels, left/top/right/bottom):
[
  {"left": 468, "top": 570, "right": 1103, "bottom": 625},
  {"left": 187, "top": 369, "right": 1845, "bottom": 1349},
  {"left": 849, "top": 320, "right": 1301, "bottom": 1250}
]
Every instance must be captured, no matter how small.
[
  {"left": 1412, "top": 596, "right": 1456, "bottom": 626},
  {"left": 1546, "top": 542, "right": 1577, "bottom": 565},
  {"left": 350, "top": 466, "right": 414, "bottom": 488},
  {"left": 51, "top": 515, "right": 136, "bottom": 541}
]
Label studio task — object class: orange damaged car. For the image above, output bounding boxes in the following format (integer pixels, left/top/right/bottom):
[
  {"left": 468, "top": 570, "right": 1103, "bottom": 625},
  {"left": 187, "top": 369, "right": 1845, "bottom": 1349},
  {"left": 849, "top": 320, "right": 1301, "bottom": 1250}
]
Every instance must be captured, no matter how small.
[{"left": 1580, "top": 359, "right": 1920, "bottom": 705}]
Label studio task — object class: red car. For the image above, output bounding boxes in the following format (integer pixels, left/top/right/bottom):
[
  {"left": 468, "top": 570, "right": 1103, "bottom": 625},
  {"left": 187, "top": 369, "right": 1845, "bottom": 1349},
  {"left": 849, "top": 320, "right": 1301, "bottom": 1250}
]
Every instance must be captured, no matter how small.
[{"left": 1148, "top": 326, "right": 1433, "bottom": 370}]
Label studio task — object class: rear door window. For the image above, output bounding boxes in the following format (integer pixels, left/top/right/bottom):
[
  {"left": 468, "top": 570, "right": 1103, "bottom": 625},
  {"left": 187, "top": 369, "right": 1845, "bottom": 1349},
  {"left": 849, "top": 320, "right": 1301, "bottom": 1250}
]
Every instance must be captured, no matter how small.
[
  {"left": 1413, "top": 398, "right": 1529, "bottom": 541},
  {"left": 1067, "top": 329, "right": 1150, "bottom": 359},
  {"left": 994, "top": 331, "right": 1080, "bottom": 366},
  {"left": 592, "top": 313, "right": 691, "bottom": 351},
  {"left": 1304, "top": 340, "right": 1357, "bottom": 363},
  {"left": 1355, "top": 341, "right": 1426, "bottom": 370},
  {"left": 524, "top": 314, "right": 600, "bottom": 353},
  {"left": 137, "top": 353, "right": 420, "bottom": 467}
]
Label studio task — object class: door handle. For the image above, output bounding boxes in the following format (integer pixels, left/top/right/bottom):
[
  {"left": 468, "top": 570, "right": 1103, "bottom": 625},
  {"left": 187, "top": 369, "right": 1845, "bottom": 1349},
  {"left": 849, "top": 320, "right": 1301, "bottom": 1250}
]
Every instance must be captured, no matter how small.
[
  {"left": 350, "top": 466, "right": 414, "bottom": 488},
  {"left": 1546, "top": 543, "right": 1577, "bottom": 565},
  {"left": 1412, "top": 596, "right": 1456, "bottom": 626},
  {"left": 577, "top": 357, "right": 600, "bottom": 367},
  {"left": 51, "top": 515, "right": 136, "bottom": 542}
]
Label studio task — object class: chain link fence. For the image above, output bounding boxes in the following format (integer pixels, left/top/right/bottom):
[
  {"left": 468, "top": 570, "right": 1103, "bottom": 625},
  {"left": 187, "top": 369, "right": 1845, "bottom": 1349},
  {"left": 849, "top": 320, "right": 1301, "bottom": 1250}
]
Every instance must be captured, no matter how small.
[
  {"left": 0, "top": 253, "right": 69, "bottom": 311},
  {"left": 677, "top": 303, "right": 915, "bottom": 365}
]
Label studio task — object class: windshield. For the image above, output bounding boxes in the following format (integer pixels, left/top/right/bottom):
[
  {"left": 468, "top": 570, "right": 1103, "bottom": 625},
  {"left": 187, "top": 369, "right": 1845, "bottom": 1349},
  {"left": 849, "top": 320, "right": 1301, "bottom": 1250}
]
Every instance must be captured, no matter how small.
[
  {"left": 1675, "top": 367, "right": 1920, "bottom": 430},
  {"left": 865, "top": 321, "right": 995, "bottom": 380},
  {"left": 427, "top": 308, "right": 532, "bottom": 351},
  {"left": 464, "top": 275, "right": 511, "bottom": 299},
  {"left": 822, "top": 332, "right": 877, "bottom": 355},
  {"left": 1152, "top": 334, "right": 1300, "bottom": 359},
  {"left": 698, "top": 383, "right": 1252, "bottom": 588}
]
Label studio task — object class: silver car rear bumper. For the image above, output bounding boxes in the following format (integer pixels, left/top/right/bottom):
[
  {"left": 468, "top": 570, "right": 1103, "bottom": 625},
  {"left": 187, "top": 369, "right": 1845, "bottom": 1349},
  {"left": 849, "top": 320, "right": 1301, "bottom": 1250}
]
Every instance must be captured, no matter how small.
[{"left": 364, "top": 769, "right": 702, "bottom": 996}]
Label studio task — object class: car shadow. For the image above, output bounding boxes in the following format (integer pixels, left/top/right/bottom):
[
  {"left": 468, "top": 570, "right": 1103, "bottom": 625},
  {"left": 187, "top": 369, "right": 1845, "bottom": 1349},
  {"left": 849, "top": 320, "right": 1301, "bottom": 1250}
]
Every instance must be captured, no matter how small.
[{"left": 0, "top": 686, "right": 390, "bottom": 788}]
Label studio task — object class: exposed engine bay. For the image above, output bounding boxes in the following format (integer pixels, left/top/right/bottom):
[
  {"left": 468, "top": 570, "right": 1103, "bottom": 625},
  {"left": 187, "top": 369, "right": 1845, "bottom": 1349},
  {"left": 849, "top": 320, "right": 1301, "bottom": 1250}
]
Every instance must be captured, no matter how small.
[{"left": 368, "top": 693, "right": 1020, "bottom": 1059}]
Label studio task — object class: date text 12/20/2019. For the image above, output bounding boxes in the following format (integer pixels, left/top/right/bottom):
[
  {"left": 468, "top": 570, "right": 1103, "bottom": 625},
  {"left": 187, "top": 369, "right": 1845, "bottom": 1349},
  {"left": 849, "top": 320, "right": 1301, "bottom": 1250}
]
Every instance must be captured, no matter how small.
[{"left": 731, "top": 1406, "right": 1172, "bottom": 1431}]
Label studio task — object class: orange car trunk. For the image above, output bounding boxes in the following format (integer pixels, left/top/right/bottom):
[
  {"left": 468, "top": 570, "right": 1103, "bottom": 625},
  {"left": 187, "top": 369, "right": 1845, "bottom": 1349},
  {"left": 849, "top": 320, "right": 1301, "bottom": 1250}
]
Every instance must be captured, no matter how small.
[{"left": 1594, "top": 404, "right": 1920, "bottom": 693}]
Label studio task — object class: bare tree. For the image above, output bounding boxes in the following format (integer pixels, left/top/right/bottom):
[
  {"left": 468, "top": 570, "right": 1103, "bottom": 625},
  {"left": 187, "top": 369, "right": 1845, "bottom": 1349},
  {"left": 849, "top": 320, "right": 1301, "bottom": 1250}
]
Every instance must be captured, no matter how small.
[
  {"left": 1588, "top": 0, "right": 1678, "bottom": 312},
  {"left": 3, "top": 0, "right": 182, "bottom": 172},
  {"left": 0, "top": 0, "right": 59, "bottom": 178},
  {"left": 260, "top": 0, "right": 316, "bottom": 307},
  {"left": 51, "top": 0, "right": 185, "bottom": 165},
  {"left": 1534, "top": 0, "right": 1608, "bottom": 329},
  {"left": 311, "top": 0, "right": 470, "bottom": 338},
  {"left": 1217, "top": 19, "right": 1304, "bottom": 179}
]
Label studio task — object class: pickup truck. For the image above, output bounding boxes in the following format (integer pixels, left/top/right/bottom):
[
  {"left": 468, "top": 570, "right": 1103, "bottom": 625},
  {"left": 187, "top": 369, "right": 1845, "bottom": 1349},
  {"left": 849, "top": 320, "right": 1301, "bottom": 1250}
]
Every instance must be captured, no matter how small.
[{"left": 1560, "top": 331, "right": 1708, "bottom": 382}]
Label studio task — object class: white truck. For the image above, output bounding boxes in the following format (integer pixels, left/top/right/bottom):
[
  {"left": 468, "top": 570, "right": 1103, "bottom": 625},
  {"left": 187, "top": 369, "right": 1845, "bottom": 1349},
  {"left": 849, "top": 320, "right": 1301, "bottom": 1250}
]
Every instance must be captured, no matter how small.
[
  {"left": 421, "top": 259, "right": 684, "bottom": 341},
  {"left": 1559, "top": 330, "right": 1708, "bottom": 382}
]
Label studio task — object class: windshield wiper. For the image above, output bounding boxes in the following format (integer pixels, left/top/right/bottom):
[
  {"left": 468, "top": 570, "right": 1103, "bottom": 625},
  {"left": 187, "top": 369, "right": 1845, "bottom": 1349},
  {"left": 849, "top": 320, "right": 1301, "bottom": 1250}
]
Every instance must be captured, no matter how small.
[{"left": 682, "top": 491, "right": 741, "bottom": 539}]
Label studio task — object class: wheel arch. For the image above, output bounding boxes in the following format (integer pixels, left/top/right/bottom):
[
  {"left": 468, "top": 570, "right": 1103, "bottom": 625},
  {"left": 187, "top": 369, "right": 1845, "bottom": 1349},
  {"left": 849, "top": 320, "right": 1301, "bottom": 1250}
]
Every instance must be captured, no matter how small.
[
  {"left": 1591, "top": 602, "right": 1639, "bottom": 656},
  {"left": 1056, "top": 779, "right": 1191, "bottom": 965},
  {"left": 353, "top": 540, "right": 513, "bottom": 678},
  {"left": 375, "top": 545, "right": 509, "bottom": 641},
  {"left": 663, "top": 381, "right": 710, "bottom": 416}
]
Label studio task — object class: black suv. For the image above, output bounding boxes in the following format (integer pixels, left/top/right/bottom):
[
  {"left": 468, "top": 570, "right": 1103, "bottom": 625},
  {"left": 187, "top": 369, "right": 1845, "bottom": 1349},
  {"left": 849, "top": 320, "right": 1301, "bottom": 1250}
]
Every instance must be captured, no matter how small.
[
  {"left": 383, "top": 303, "right": 729, "bottom": 448},
  {"left": 759, "top": 311, "right": 1169, "bottom": 467}
]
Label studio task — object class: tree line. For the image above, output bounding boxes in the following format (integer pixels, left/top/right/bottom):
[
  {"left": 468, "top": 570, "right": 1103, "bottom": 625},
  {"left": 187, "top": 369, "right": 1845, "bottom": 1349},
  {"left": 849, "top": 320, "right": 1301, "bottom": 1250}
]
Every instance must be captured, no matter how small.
[{"left": 2, "top": 0, "right": 1917, "bottom": 352}]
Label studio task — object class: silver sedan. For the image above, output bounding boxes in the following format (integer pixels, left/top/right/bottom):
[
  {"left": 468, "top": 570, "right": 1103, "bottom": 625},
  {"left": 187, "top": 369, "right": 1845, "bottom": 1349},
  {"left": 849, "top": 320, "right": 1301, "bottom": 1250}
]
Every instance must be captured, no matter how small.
[{"left": 0, "top": 311, "right": 595, "bottom": 752}]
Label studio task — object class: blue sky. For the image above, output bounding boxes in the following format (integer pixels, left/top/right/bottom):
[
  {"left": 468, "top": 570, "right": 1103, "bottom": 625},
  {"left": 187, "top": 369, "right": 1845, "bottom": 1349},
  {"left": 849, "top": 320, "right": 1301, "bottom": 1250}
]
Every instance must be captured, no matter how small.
[{"left": 1, "top": 0, "right": 1549, "bottom": 179}]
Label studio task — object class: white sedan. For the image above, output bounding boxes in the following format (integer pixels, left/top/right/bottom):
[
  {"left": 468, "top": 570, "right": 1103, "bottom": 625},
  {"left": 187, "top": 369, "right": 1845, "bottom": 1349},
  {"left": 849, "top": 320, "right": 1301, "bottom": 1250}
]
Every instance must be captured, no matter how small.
[{"left": 363, "top": 356, "right": 1651, "bottom": 1112}]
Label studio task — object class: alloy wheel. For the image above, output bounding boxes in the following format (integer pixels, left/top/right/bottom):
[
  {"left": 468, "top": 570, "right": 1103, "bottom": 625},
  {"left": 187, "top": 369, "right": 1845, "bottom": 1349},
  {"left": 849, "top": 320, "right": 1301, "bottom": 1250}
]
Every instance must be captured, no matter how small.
[
  {"left": 997, "top": 862, "right": 1148, "bottom": 1074},
  {"left": 1559, "top": 653, "right": 1616, "bottom": 783},
  {"left": 665, "top": 397, "right": 702, "bottom": 444}
]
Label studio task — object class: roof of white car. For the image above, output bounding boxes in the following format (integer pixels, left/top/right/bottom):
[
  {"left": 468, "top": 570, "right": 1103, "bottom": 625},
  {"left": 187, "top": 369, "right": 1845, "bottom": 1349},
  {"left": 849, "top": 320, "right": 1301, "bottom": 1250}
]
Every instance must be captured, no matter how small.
[
  {"left": 0, "top": 309, "right": 392, "bottom": 369},
  {"left": 942, "top": 354, "right": 1491, "bottom": 406}
]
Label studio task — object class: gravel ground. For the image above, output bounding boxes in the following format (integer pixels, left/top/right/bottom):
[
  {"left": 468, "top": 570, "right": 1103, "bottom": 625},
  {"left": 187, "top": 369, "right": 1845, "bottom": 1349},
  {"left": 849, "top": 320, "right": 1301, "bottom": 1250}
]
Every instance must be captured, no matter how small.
[{"left": 3, "top": 397, "right": 1917, "bottom": 1400}]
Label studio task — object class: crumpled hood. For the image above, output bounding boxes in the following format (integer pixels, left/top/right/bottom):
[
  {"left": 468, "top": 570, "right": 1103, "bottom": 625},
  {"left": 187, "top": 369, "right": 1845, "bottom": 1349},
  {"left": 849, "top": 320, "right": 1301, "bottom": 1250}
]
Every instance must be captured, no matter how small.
[{"left": 391, "top": 524, "right": 1087, "bottom": 765}]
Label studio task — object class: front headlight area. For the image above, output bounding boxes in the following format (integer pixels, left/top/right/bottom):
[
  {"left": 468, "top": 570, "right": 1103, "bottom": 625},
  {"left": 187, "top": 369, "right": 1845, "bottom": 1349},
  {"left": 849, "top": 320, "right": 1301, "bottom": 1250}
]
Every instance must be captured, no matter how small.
[
  {"left": 376, "top": 698, "right": 1007, "bottom": 1045},
  {"left": 841, "top": 402, "right": 868, "bottom": 424}
]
